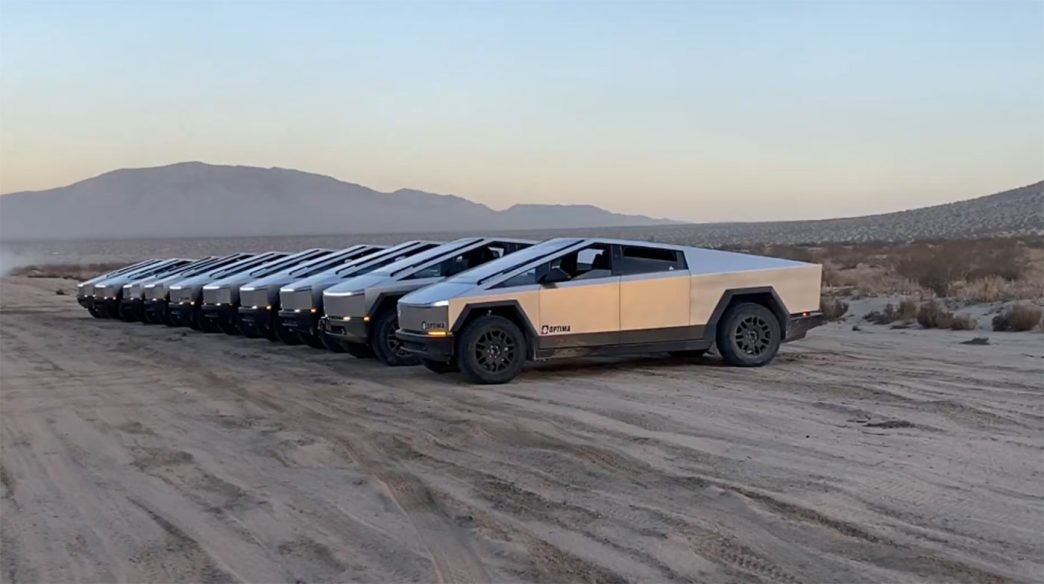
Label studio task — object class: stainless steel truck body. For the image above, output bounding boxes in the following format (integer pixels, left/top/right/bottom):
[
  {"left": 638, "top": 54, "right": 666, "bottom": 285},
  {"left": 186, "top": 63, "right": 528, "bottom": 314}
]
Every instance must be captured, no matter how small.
[
  {"left": 168, "top": 252, "right": 287, "bottom": 329},
  {"left": 77, "top": 259, "right": 161, "bottom": 317},
  {"left": 396, "top": 237, "right": 825, "bottom": 383},
  {"left": 120, "top": 256, "right": 220, "bottom": 322},
  {"left": 237, "top": 245, "right": 383, "bottom": 342},
  {"left": 199, "top": 248, "right": 332, "bottom": 334},
  {"left": 142, "top": 253, "right": 255, "bottom": 326},
  {"left": 92, "top": 258, "right": 194, "bottom": 319},
  {"left": 320, "top": 237, "right": 533, "bottom": 365},
  {"left": 277, "top": 240, "right": 442, "bottom": 351}
]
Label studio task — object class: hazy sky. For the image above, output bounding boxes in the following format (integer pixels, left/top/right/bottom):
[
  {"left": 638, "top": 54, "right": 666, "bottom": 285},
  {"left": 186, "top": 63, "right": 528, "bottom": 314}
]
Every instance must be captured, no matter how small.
[{"left": 1, "top": 0, "right": 1041, "bottom": 222}]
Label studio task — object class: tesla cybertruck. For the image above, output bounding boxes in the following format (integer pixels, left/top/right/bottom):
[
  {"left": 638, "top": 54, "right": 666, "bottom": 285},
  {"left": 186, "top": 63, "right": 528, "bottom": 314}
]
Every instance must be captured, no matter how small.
[
  {"left": 237, "top": 245, "right": 384, "bottom": 342},
  {"left": 320, "top": 237, "right": 533, "bottom": 365},
  {"left": 199, "top": 248, "right": 333, "bottom": 334},
  {"left": 167, "top": 252, "right": 287, "bottom": 329},
  {"left": 142, "top": 253, "right": 256, "bottom": 325},
  {"left": 120, "top": 256, "right": 221, "bottom": 322},
  {"left": 91, "top": 258, "right": 195, "bottom": 319},
  {"left": 395, "top": 238, "right": 825, "bottom": 383},
  {"left": 278, "top": 240, "right": 442, "bottom": 351},
  {"left": 77, "top": 259, "right": 162, "bottom": 317}
]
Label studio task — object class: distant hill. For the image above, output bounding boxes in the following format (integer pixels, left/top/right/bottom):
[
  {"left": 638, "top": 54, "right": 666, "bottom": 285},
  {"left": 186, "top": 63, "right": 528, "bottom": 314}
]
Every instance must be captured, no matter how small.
[
  {"left": 0, "top": 162, "right": 673, "bottom": 240},
  {"left": 0, "top": 163, "right": 1040, "bottom": 244},
  {"left": 584, "top": 180, "right": 1044, "bottom": 247}
]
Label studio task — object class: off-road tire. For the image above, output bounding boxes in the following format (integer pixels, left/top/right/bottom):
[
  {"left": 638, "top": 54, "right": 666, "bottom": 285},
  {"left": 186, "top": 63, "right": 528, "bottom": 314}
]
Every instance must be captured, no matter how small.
[
  {"left": 716, "top": 302, "right": 781, "bottom": 367},
  {"left": 87, "top": 306, "right": 104, "bottom": 319},
  {"left": 371, "top": 309, "right": 419, "bottom": 367},
  {"left": 456, "top": 315, "right": 527, "bottom": 384},
  {"left": 421, "top": 358, "right": 458, "bottom": 374}
]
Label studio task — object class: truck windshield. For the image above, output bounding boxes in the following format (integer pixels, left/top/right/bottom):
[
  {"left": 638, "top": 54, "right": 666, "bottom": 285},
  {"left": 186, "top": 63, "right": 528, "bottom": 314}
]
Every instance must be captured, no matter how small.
[
  {"left": 249, "top": 250, "right": 327, "bottom": 278},
  {"left": 210, "top": 254, "right": 281, "bottom": 279},
  {"left": 334, "top": 242, "right": 441, "bottom": 276},
  {"left": 289, "top": 246, "right": 377, "bottom": 277},
  {"left": 380, "top": 239, "right": 482, "bottom": 277},
  {"left": 449, "top": 239, "right": 582, "bottom": 284}
]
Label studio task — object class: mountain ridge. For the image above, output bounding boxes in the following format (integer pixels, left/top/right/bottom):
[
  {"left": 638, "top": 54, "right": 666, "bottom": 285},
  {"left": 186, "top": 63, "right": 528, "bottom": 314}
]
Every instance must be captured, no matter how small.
[
  {"left": 0, "top": 162, "right": 1041, "bottom": 243},
  {"left": 0, "top": 162, "right": 674, "bottom": 240}
]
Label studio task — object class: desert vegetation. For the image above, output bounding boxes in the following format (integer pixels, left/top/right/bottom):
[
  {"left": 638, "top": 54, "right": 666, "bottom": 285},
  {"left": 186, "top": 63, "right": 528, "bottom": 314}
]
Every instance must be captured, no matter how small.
[{"left": 725, "top": 237, "right": 1042, "bottom": 332}]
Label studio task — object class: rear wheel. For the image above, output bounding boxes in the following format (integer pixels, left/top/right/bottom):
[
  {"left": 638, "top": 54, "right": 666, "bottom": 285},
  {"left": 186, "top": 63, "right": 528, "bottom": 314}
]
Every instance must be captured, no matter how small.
[
  {"left": 456, "top": 315, "right": 527, "bottom": 384},
  {"left": 370, "top": 309, "right": 419, "bottom": 366},
  {"left": 716, "top": 302, "right": 781, "bottom": 367}
]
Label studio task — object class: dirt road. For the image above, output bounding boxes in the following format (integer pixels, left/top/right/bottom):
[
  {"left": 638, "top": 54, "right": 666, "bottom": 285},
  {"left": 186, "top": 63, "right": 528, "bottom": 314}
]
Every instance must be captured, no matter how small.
[{"left": 1, "top": 276, "right": 1041, "bottom": 583}]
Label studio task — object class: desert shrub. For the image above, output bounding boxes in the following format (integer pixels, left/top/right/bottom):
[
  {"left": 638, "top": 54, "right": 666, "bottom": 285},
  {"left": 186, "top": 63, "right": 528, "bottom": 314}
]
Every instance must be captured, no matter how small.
[
  {"left": 866, "top": 304, "right": 899, "bottom": 324},
  {"left": 821, "top": 298, "right": 849, "bottom": 320},
  {"left": 949, "top": 314, "right": 978, "bottom": 330},
  {"left": 917, "top": 302, "right": 953, "bottom": 329},
  {"left": 992, "top": 304, "right": 1044, "bottom": 332},
  {"left": 897, "top": 298, "right": 919, "bottom": 320}
]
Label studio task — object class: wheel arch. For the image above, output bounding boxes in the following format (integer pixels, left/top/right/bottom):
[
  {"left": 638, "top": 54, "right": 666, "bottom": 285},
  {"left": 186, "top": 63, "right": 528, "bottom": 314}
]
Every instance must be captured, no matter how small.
[
  {"left": 705, "top": 287, "right": 789, "bottom": 341},
  {"left": 453, "top": 301, "right": 539, "bottom": 360}
]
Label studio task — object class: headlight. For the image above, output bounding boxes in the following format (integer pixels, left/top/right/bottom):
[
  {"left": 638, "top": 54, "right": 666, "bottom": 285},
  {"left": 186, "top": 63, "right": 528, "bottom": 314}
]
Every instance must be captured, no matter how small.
[
  {"left": 432, "top": 300, "right": 449, "bottom": 307},
  {"left": 328, "top": 290, "right": 358, "bottom": 297},
  {"left": 241, "top": 286, "right": 255, "bottom": 292},
  {"left": 203, "top": 285, "right": 219, "bottom": 290}
]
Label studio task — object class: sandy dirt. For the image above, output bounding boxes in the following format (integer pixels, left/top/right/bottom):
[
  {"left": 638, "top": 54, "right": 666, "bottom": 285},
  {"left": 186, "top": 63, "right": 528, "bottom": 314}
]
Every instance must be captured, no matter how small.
[{"left": 1, "top": 276, "right": 1042, "bottom": 583}]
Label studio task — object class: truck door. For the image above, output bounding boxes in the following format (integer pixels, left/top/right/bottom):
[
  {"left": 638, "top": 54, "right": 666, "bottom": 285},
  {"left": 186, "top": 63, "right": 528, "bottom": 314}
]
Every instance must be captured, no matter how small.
[
  {"left": 537, "top": 243, "right": 620, "bottom": 349},
  {"left": 616, "top": 244, "right": 691, "bottom": 343}
]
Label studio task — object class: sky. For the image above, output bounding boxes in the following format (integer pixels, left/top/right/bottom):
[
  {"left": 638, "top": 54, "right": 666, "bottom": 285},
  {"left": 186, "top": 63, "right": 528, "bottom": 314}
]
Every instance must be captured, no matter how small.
[{"left": 0, "top": 0, "right": 1041, "bottom": 222}]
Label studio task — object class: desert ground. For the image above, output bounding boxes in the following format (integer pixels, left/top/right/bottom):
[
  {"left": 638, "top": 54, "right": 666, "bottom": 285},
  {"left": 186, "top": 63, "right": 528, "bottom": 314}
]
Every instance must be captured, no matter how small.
[{"left": 1, "top": 275, "right": 1042, "bottom": 583}]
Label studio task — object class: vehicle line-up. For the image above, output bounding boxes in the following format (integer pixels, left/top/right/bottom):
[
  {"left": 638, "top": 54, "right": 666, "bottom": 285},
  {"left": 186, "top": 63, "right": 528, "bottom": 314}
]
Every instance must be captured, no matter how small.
[{"left": 77, "top": 237, "right": 826, "bottom": 383}]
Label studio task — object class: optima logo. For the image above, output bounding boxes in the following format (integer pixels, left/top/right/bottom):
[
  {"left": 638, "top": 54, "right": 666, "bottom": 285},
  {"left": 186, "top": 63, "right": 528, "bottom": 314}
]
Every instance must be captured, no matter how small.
[{"left": 541, "top": 324, "right": 571, "bottom": 334}]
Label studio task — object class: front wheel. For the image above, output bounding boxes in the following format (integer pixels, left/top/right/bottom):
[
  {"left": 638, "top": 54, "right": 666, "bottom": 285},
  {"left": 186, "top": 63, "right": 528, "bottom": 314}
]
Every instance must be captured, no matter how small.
[
  {"left": 370, "top": 309, "right": 419, "bottom": 367},
  {"left": 456, "top": 315, "right": 527, "bottom": 384},
  {"left": 716, "top": 302, "right": 781, "bottom": 367}
]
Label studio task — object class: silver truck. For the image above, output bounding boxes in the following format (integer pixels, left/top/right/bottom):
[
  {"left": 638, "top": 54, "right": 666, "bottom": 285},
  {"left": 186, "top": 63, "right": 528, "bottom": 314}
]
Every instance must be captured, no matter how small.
[
  {"left": 396, "top": 237, "right": 826, "bottom": 383},
  {"left": 199, "top": 248, "right": 332, "bottom": 334},
  {"left": 168, "top": 252, "right": 287, "bottom": 329},
  {"left": 237, "top": 245, "right": 383, "bottom": 342},
  {"left": 120, "top": 256, "right": 220, "bottom": 322},
  {"left": 142, "top": 253, "right": 256, "bottom": 326},
  {"left": 91, "top": 258, "right": 195, "bottom": 319},
  {"left": 278, "top": 241, "right": 442, "bottom": 351},
  {"left": 320, "top": 237, "right": 533, "bottom": 365},
  {"left": 78, "top": 259, "right": 161, "bottom": 318}
]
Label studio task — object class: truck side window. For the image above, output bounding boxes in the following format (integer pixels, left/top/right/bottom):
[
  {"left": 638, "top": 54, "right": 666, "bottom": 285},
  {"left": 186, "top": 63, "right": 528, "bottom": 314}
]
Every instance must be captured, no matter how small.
[
  {"left": 618, "top": 246, "right": 686, "bottom": 275},
  {"left": 551, "top": 244, "right": 613, "bottom": 281}
]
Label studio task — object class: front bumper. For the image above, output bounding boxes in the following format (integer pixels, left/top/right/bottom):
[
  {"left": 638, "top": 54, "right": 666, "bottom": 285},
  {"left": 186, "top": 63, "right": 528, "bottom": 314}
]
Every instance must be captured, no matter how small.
[
  {"left": 279, "top": 309, "right": 320, "bottom": 337},
  {"left": 120, "top": 297, "right": 143, "bottom": 319},
  {"left": 238, "top": 305, "right": 275, "bottom": 336},
  {"left": 785, "top": 312, "right": 827, "bottom": 342},
  {"left": 143, "top": 298, "right": 168, "bottom": 321},
  {"left": 168, "top": 302, "right": 196, "bottom": 326},
  {"left": 94, "top": 295, "right": 119, "bottom": 317},
  {"left": 317, "top": 315, "right": 369, "bottom": 343},
  {"left": 201, "top": 303, "right": 236, "bottom": 329},
  {"left": 397, "top": 330, "right": 454, "bottom": 362},
  {"left": 77, "top": 295, "right": 95, "bottom": 310}
]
